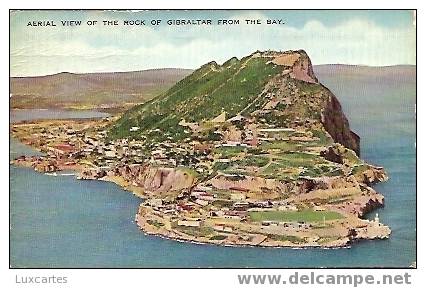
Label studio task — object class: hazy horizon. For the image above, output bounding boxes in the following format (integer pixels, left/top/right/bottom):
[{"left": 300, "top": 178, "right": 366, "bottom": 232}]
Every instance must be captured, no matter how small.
[
  {"left": 11, "top": 10, "right": 416, "bottom": 77},
  {"left": 10, "top": 63, "right": 416, "bottom": 78}
]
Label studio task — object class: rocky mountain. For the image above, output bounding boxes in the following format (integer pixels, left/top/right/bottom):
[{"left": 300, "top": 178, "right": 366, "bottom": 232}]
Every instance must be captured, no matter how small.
[
  {"left": 12, "top": 49, "right": 393, "bottom": 247},
  {"left": 10, "top": 68, "right": 192, "bottom": 110},
  {"left": 109, "top": 50, "right": 360, "bottom": 155}
]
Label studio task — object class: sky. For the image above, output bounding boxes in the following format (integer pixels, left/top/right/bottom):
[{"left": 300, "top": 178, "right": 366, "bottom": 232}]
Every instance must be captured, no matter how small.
[{"left": 10, "top": 10, "right": 416, "bottom": 77}]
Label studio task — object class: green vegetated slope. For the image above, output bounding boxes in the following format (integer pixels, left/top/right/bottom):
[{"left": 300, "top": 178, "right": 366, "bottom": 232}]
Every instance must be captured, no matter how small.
[
  {"left": 108, "top": 50, "right": 360, "bottom": 157},
  {"left": 109, "top": 56, "right": 283, "bottom": 140}
]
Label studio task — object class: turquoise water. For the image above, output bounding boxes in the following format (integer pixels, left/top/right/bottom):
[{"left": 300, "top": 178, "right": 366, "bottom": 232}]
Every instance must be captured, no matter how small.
[
  {"left": 10, "top": 69, "right": 416, "bottom": 268},
  {"left": 10, "top": 109, "right": 109, "bottom": 123}
]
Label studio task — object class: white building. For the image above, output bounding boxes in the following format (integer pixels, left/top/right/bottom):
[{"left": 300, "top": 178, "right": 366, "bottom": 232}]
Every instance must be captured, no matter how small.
[
  {"left": 230, "top": 193, "right": 246, "bottom": 201},
  {"left": 177, "top": 220, "right": 201, "bottom": 227}
]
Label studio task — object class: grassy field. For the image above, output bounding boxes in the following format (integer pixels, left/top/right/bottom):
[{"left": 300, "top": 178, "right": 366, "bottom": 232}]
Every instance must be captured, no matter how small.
[
  {"left": 235, "top": 155, "right": 270, "bottom": 167},
  {"left": 260, "top": 163, "right": 298, "bottom": 180},
  {"left": 147, "top": 219, "right": 165, "bottom": 228},
  {"left": 214, "top": 146, "right": 247, "bottom": 158},
  {"left": 258, "top": 150, "right": 332, "bottom": 179},
  {"left": 249, "top": 209, "right": 344, "bottom": 223},
  {"left": 210, "top": 235, "right": 228, "bottom": 241},
  {"left": 260, "top": 141, "right": 299, "bottom": 152},
  {"left": 174, "top": 226, "right": 214, "bottom": 237},
  {"left": 267, "top": 234, "right": 307, "bottom": 244}
]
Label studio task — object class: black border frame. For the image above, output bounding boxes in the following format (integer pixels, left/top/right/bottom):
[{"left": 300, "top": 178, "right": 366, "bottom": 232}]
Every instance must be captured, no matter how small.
[{"left": 9, "top": 8, "right": 418, "bottom": 270}]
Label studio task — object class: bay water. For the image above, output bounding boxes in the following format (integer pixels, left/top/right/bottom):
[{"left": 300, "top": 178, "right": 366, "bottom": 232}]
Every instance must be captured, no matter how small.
[{"left": 10, "top": 67, "right": 416, "bottom": 267}]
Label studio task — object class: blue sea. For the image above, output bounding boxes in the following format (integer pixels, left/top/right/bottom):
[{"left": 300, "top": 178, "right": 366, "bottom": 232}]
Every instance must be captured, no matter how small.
[
  {"left": 10, "top": 68, "right": 416, "bottom": 268},
  {"left": 10, "top": 109, "right": 109, "bottom": 123}
]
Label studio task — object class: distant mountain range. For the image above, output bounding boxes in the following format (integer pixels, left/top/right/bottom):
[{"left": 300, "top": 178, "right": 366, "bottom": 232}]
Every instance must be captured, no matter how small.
[
  {"left": 10, "top": 69, "right": 192, "bottom": 110},
  {"left": 314, "top": 64, "right": 415, "bottom": 81}
]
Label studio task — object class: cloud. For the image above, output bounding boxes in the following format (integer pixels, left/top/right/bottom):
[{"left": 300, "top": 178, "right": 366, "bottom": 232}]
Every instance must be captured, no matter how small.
[{"left": 10, "top": 11, "right": 416, "bottom": 76}]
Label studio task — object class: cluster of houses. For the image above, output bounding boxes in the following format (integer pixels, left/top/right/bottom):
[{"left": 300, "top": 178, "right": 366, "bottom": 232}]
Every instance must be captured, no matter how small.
[
  {"left": 147, "top": 140, "right": 215, "bottom": 173},
  {"left": 32, "top": 108, "right": 323, "bottom": 182},
  {"left": 141, "top": 177, "right": 306, "bottom": 234}
]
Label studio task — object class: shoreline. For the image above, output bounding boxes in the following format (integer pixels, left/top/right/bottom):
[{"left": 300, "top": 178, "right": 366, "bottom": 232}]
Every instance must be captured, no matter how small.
[
  {"left": 11, "top": 156, "right": 391, "bottom": 249},
  {"left": 10, "top": 154, "right": 391, "bottom": 249},
  {"left": 134, "top": 212, "right": 354, "bottom": 249},
  {"left": 134, "top": 204, "right": 391, "bottom": 249},
  {"left": 137, "top": 223, "right": 354, "bottom": 250},
  {"left": 10, "top": 115, "right": 392, "bottom": 250}
]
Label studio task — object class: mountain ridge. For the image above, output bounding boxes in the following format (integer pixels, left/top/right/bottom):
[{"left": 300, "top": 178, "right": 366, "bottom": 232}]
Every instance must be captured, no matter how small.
[{"left": 109, "top": 49, "right": 360, "bottom": 155}]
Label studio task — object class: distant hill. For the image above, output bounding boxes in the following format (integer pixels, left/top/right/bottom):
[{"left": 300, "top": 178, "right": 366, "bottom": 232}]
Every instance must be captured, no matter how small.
[
  {"left": 313, "top": 64, "right": 416, "bottom": 146},
  {"left": 313, "top": 64, "right": 416, "bottom": 118},
  {"left": 10, "top": 69, "right": 192, "bottom": 110},
  {"left": 314, "top": 64, "right": 415, "bottom": 82}
]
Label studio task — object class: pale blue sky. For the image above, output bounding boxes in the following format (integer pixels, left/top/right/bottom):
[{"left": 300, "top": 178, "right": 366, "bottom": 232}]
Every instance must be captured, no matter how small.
[{"left": 11, "top": 10, "right": 416, "bottom": 76}]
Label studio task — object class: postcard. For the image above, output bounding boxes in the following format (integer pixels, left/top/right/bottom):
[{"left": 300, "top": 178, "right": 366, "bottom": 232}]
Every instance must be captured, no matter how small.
[{"left": 9, "top": 9, "right": 416, "bottom": 269}]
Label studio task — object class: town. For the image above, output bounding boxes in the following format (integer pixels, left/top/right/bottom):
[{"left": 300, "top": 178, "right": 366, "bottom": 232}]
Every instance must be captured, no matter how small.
[{"left": 11, "top": 108, "right": 391, "bottom": 248}]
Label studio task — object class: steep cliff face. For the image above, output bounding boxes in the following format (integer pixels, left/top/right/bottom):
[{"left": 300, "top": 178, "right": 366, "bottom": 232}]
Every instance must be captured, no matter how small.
[
  {"left": 286, "top": 51, "right": 359, "bottom": 155},
  {"left": 268, "top": 49, "right": 317, "bottom": 83},
  {"left": 267, "top": 50, "right": 360, "bottom": 155},
  {"left": 289, "top": 50, "right": 318, "bottom": 84},
  {"left": 321, "top": 89, "right": 360, "bottom": 155},
  {"left": 139, "top": 167, "right": 196, "bottom": 192}
]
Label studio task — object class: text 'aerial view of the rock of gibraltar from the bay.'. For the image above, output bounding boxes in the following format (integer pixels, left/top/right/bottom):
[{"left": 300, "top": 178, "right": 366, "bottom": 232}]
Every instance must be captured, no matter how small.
[{"left": 10, "top": 10, "right": 416, "bottom": 268}]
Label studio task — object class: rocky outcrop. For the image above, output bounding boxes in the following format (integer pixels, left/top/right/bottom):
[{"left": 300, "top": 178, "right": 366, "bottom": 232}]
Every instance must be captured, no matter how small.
[
  {"left": 270, "top": 50, "right": 318, "bottom": 84},
  {"left": 78, "top": 165, "right": 197, "bottom": 193},
  {"left": 209, "top": 174, "right": 285, "bottom": 193},
  {"left": 320, "top": 145, "right": 344, "bottom": 164},
  {"left": 289, "top": 50, "right": 318, "bottom": 84},
  {"left": 358, "top": 192, "right": 385, "bottom": 216},
  {"left": 295, "top": 175, "right": 360, "bottom": 194},
  {"left": 114, "top": 165, "right": 196, "bottom": 193},
  {"left": 323, "top": 184, "right": 385, "bottom": 217},
  {"left": 78, "top": 169, "right": 106, "bottom": 180},
  {"left": 265, "top": 50, "right": 360, "bottom": 156},
  {"left": 354, "top": 166, "right": 388, "bottom": 185},
  {"left": 13, "top": 155, "right": 60, "bottom": 172}
]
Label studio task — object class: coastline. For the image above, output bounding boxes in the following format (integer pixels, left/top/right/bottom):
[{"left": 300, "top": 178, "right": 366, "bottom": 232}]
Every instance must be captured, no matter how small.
[
  {"left": 135, "top": 210, "right": 352, "bottom": 249},
  {"left": 10, "top": 113, "right": 392, "bottom": 250},
  {"left": 134, "top": 205, "right": 390, "bottom": 249},
  {"left": 11, "top": 152, "right": 391, "bottom": 249}
]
